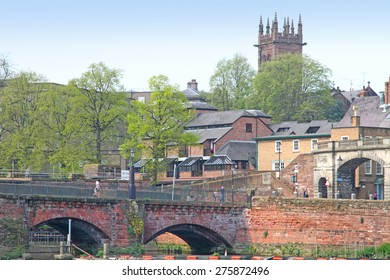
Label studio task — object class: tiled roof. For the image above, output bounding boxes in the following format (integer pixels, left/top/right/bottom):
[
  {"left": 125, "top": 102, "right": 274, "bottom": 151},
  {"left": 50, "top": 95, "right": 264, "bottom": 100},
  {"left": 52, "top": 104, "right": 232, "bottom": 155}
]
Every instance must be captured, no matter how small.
[
  {"left": 186, "top": 109, "right": 271, "bottom": 128},
  {"left": 134, "top": 158, "right": 149, "bottom": 168},
  {"left": 331, "top": 85, "right": 378, "bottom": 103},
  {"left": 336, "top": 96, "right": 390, "bottom": 128},
  {"left": 178, "top": 156, "right": 202, "bottom": 167},
  {"left": 186, "top": 101, "right": 218, "bottom": 110},
  {"left": 186, "top": 127, "right": 232, "bottom": 144},
  {"left": 204, "top": 155, "right": 234, "bottom": 166},
  {"left": 267, "top": 120, "right": 335, "bottom": 138},
  {"left": 216, "top": 141, "right": 256, "bottom": 163}
]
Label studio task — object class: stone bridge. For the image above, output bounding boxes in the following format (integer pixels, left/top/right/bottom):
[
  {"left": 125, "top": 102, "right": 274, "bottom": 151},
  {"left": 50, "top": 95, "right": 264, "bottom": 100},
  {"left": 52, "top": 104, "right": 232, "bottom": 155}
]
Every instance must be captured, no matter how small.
[
  {"left": 1, "top": 194, "right": 390, "bottom": 256},
  {"left": 142, "top": 202, "right": 249, "bottom": 254},
  {"left": 313, "top": 138, "right": 390, "bottom": 200}
]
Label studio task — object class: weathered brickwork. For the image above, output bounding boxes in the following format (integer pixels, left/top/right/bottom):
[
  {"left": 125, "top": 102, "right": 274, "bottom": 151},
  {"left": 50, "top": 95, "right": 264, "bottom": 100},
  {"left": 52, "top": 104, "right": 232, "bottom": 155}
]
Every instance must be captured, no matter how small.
[
  {"left": 2, "top": 194, "right": 390, "bottom": 253},
  {"left": 245, "top": 197, "right": 390, "bottom": 247},
  {"left": 0, "top": 195, "right": 132, "bottom": 248},
  {"left": 216, "top": 117, "right": 271, "bottom": 152}
]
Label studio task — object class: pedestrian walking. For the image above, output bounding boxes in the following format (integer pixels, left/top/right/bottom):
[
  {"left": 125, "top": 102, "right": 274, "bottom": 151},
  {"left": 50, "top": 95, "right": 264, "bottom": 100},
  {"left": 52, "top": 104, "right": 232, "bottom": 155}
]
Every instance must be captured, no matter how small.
[{"left": 94, "top": 179, "right": 101, "bottom": 197}]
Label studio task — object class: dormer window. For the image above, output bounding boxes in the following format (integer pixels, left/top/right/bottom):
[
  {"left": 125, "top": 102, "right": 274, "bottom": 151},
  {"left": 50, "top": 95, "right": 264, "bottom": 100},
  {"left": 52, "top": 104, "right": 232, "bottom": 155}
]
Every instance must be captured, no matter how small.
[
  {"left": 305, "top": 126, "right": 320, "bottom": 134},
  {"left": 277, "top": 127, "right": 289, "bottom": 132}
]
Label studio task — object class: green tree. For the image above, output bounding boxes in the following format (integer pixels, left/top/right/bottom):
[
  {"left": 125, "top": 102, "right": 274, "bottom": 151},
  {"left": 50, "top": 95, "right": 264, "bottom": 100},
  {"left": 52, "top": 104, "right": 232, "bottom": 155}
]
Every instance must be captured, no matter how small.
[
  {"left": 0, "top": 71, "right": 47, "bottom": 170},
  {"left": 33, "top": 83, "right": 89, "bottom": 173},
  {"left": 0, "top": 55, "right": 14, "bottom": 87},
  {"left": 69, "top": 62, "right": 128, "bottom": 164},
  {"left": 207, "top": 53, "right": 255, "bottom": 110},
  {"left": 250, "top": 53, "right": 334, "bottom": 123},
  {"left": 121, "top": 75, "right": 198, "bottom": 186}
]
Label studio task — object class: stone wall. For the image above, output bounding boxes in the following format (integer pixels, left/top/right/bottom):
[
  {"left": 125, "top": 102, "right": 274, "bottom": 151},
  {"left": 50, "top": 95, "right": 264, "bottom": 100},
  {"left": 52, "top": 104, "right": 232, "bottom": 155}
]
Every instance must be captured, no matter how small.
[{"left": 242, "top": 196, "right": 390, "bottom": 249}]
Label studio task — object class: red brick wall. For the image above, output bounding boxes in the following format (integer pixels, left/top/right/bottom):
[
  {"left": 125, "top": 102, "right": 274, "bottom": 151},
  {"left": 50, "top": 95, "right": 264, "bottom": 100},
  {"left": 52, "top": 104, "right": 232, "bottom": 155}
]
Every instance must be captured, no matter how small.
[
  {"left": 143, "top": 198, "right": 390, "bottom": 250},
  {"left": 281, "top": 153, "right": 315, "bottom": 197},
  {"left": 243, "top": 197, "right": 390, "bottom": 247},
  {"left": 216, "top": 117, "right": 272, "bottom": 151}
]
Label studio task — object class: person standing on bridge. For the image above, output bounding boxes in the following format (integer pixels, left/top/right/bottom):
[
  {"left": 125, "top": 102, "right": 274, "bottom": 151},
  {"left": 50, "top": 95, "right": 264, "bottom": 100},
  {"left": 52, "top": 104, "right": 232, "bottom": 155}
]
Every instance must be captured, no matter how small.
[
  {"left": 220, "top": 186, "right": 225, "bottom": 204},
  {"left": 213, "top": 191, "right": 218, "bottom": 202},
  {"left": 94, "top": 179, "right": 101, "bottom": 197}
]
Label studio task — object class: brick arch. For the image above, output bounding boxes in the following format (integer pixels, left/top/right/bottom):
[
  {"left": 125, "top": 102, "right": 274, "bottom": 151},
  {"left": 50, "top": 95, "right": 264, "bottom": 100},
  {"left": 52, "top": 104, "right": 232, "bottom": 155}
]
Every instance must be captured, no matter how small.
[
  {"left": 26, "top": 198, "right": 130, "bottom": 247},
  {"left": 142, "top": 203, "right": 248, "bottom": 252},
  {"left": 32, "top": 217, "right": 111, "bottom": 248},
  {"left": 144, "top": 223, "right": 232, "bottom": 254}
]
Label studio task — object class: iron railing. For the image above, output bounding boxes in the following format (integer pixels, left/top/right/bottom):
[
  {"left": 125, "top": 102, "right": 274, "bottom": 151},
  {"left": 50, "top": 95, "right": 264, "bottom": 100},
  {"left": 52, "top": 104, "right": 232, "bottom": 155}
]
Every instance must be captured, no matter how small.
[{"left": 0, "top": 180, "right": 251, "bottom": 206}]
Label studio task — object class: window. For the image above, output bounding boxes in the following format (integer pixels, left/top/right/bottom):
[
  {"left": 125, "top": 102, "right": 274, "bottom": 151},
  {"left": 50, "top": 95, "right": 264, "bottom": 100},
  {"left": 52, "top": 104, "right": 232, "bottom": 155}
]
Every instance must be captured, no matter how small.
[
  {"left": 311, "top": 139, "right": 318, "bottom": 151},
  {"left": 292, "top": 140, "right": 300, "bottom": 152},
  {"left": 272, "top": 161, "right": 285, "bottom": 171},
  {"left": 376, "top": 162, "right": 383, "bottom": 175},
  {"left": 246, "top": 123, "right": 252, "bottom": 133},
  {"left": 179, "top": 145, "right": 188, "bottom": 157},
  {"left": 341, "top": 136, "right": 349, "bottom": 141},
  {"left": 305, "top": 126, "right": 320, "bottom": 134},
  {"left": 137, "top": 96, "right": 145, "bottom": 103},
  {"left": 365, "top": 160, "right": 372, "bottom": 175},
  {"left": 277, "top": 127, "right": 289, "bottom": 132},
  {"left": 275, "top": 141, "right": 282, "bottom": 152}
]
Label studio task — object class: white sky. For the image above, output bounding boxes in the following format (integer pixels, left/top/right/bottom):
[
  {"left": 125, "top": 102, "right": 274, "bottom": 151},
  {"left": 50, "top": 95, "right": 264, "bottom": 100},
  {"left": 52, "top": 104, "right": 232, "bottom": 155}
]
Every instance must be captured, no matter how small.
[{"left": 2, "top": 0, "right": 390, "bottom": 93}]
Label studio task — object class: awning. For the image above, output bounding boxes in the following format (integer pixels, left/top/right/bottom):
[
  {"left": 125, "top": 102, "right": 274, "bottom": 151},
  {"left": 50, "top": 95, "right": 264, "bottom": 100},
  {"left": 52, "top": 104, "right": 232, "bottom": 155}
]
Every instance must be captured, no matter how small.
[
  {"left": 178, "top": 157, "right": 202, "bottom": 167},
  {"left": 133, "top": 158, "right": 149, "bottom": 168},
  {"left": 204, "top": 155, "right": 234, "bottom": 166}
]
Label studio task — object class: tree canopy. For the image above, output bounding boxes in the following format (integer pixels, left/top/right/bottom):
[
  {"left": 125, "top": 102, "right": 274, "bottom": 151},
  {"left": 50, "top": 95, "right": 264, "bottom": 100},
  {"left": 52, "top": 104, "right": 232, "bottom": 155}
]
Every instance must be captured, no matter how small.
[
  {"left": 249, "top": 53, "right": 340, "bottom": 123},
  {"left": 69, "top": 62, "right": 128, "bottom": 164},
  {"left": 121, "top": 75, "right": 198, "bottom": 186},
  {"left": 207, "top": 53, "right": 256, "bottom": 110},
  {"left": 0, "top": 71, "right": 47, "bottom": 170}
]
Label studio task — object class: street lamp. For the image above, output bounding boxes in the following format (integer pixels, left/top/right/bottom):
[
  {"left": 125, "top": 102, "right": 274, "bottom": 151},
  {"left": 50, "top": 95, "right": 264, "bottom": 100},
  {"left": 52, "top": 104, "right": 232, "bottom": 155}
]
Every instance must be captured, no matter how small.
[
  {"left": 128, "top": 148, "right": 136, "bottom": 199},
  {"left": 278, "top": 142, "right": 282, "bottom": 179}
]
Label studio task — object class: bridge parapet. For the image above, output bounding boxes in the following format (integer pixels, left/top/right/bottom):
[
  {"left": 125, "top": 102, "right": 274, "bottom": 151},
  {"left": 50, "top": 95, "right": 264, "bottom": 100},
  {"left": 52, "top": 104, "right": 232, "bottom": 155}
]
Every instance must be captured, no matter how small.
[{"left": 315, "top": 138, "right": 390, "bottom": 152}]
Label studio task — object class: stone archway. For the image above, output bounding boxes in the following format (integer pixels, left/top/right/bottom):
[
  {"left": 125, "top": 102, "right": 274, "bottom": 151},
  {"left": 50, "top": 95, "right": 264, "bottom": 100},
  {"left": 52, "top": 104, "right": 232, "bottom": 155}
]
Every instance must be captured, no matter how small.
[
  {"left": 144, "top": 223, "right": 232, "bottom": 254},
  {"left": 318, "top": 177, "right": 328, "bottom": 198},
  {"left": 314, "top": 143, "right": 390, "bottom": 200},
  {"left": 31, "top": 217, "right": 110, "bottom": 253}
]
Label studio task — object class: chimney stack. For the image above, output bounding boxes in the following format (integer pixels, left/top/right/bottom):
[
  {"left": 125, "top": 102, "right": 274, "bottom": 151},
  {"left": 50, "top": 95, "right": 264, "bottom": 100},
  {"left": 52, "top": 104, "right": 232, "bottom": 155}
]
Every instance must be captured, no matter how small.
[
  {"left": 385, "top": 77, "right": 390, "bottom": 105},
  {"left": 187, "top": 79, "right": 198, "bottom": 91},
  {"left": 351, "top": 105, "right": 360, "bottom": 127}
]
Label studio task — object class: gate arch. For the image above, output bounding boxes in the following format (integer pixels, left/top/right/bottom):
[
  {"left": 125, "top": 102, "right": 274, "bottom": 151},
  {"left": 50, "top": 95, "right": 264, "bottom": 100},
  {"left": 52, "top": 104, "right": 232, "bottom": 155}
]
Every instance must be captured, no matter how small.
[
  {"left": 318, "top": 177, "right": 328, "bottom": 198},
  {"left": 314, "top": 141, "right": 389, "bottom": 200}
]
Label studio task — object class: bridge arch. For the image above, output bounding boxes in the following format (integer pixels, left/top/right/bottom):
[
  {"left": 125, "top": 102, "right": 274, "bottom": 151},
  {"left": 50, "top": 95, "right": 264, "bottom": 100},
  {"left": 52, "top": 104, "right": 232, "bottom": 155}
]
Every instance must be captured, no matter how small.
[
  {"left": 31, "top": 217, "right": 110, "bottom": 252},
  {"left": 144, "top": 223, "right": 232, "bottom": 254}
]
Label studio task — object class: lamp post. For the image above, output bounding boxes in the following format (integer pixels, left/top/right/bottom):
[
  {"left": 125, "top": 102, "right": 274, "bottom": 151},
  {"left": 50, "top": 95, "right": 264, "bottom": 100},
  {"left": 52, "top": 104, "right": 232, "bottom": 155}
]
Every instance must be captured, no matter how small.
[
  {"left": 129, "top": 148, "right": 136, "bottom": 199},
  {"left": 278, "top": 142, "right": 282, "bottom": 179}
]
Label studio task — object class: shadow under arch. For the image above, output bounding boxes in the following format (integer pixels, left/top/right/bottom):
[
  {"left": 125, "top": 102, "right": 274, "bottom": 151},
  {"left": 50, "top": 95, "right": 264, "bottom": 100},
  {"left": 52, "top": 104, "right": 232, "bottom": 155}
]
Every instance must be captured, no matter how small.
[
  {"left": 31, "top": 217, "right": 110, "bottom": 252},
  {"left": 318, "top": 177, "right": 328, "bottom": 198},
  {"left": 144, "top": 223, "right": 232, "bottom": 255},
  {"left": 337, "top": 157, "right": 382, "bottom": 199}
]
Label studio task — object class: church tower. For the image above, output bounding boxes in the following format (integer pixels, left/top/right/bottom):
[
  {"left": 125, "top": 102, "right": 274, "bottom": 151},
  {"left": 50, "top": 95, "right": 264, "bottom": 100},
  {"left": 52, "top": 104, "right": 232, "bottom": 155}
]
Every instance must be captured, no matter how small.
[{"left": 254, "top": 13, "right": 306, "bottom": 71}]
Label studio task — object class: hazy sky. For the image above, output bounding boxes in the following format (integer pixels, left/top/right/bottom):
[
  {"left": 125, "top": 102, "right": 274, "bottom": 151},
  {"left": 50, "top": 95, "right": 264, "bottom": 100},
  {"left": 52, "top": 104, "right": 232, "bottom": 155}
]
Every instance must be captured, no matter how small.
[{"left": 2, "top": 0, "right": 390, "bottom": 93}]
